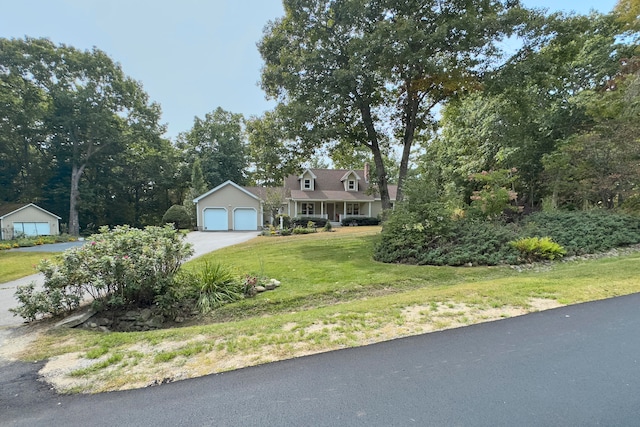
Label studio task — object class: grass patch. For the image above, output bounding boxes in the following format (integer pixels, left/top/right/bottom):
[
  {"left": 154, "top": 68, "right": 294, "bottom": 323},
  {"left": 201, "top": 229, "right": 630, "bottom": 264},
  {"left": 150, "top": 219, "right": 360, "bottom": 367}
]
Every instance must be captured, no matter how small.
[
  {"left": 13, "top": 226, "right": 640, "bottom": 393},
  {"left": 0, "top": 252, "right": 57, "bottom": 283}
]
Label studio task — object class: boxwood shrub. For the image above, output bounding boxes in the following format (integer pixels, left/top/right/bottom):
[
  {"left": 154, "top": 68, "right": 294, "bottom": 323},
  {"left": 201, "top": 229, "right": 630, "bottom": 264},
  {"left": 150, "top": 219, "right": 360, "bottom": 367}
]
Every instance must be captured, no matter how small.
[
  {"left": 291, "top": 216, "right": 328, "bottom": 228},
  {"left": 341, "top": 216, "right": 380, "bottom": 226}
]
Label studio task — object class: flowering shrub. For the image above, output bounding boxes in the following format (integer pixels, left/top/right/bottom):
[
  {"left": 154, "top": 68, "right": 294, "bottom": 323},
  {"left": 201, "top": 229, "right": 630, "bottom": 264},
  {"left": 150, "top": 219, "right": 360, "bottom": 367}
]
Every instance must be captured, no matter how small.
[{"left": 11, "top": 225, "right": 193, "bottom": 321}]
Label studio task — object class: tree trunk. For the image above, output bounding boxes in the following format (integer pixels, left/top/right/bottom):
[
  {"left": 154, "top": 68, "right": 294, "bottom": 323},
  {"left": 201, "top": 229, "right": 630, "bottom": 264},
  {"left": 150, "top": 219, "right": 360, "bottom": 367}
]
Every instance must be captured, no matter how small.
[
  {"left": 69, "top": 163, "right": 86, "bottom": 236},
  {"left": 359, "top": 102, "right": 391, "bottom": 210}
]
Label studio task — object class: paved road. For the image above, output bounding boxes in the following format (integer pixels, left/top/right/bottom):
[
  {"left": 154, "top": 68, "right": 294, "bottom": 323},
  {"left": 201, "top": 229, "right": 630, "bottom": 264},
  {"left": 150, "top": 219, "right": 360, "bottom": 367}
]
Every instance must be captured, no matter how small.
[{"left": 1, "top": 293, "right": 639, "bottom": 426}]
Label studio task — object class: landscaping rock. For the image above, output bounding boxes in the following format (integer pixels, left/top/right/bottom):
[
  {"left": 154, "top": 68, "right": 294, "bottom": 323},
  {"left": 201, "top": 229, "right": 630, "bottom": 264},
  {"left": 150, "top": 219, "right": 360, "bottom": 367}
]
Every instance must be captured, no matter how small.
[
  {"left": 265, "top": 283, "right": 276, "bottom": 290},
  {"left": 54, "top": 307, "right": 97, "bottom": 329},
  {"left": 140, "top": 308, "right": 153, "bottom": 321},
  {"left": 255, "top": 286, "right": 266, "bottom": 293}
]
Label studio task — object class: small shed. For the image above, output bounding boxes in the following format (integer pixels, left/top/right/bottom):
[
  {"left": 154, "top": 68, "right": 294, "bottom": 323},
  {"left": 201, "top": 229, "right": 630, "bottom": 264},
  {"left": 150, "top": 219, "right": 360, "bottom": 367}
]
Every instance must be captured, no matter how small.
[
  {"left": 193, "top": 181, "right": 264, "bottom": 231},
  {"left": 0, "top": 203, "right": 61, "bottom": 240}
]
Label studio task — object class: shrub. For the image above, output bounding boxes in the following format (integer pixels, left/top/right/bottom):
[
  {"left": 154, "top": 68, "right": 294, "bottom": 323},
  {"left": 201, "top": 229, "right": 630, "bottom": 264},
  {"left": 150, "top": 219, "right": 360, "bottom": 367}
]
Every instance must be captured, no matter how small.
[
  {"left": 323, "top": 221, "right": 333, "bottom": 232},
  {"left": 340, "top": 216, "right": 380, "bottom": 226},
  {"left": 291, "top": 216, "right": 328, "bottom": 228},
  {"left": 292, "top": 225, "right": 316, "bottom": 234},
  {"left": 162, "top": 205, "right": 192, "bottom": 229},
  {"left": 522, "top": 211, "right": 640, "bottom": 255},
  {"left": 182, "top": 261, "right": 244, "bottom": 313},
  {"left": 510, "top": 237, "right": 566, "bottom": 262},
  {"left": 276, "top": 214, "right": 292, "bottom": 229},
  {"left": 11, "top": 225, "right": 193, "bottom": 321}
]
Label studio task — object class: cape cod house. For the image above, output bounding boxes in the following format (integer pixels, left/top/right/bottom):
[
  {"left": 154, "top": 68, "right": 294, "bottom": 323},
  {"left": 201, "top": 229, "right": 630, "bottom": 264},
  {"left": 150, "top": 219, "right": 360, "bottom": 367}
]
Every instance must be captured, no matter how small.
[{"left": 193, "top": 166, "right": 396, "bottom": 231}]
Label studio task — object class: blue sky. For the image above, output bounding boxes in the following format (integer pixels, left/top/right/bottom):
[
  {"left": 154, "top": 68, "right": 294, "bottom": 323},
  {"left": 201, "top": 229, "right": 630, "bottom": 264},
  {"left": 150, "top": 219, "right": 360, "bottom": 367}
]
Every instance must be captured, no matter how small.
[{"left": 0, "top": 0, "right": 619, "bottom": 139}]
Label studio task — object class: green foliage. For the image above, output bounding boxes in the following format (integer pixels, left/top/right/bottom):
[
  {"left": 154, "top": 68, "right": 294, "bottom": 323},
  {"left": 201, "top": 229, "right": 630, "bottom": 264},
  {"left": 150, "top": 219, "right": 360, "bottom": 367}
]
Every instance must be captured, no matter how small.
[
  {"left": 162, "top": 205, "right": 192, "bottom": 229},
  {"left": 468, "top": 169, "right": 520, "bottom": 219},
  {"left": 276, "top": 214, "right": 292, "bottom": 229},
  {"left": 510, "top": 237, "right": 566, "bottom": 262},
  {"left": 522, "top": 211, "right": 640, "bottom": 255},
  {"left": 323, "top": 221, "right": 333, "bottom": 232},
  {"left": 11, "top": 225, "right": 193, "bottom": 321},
  {"left": 376, "top": 210, "right": 640, "bottom": 266},
  {"left": 292, "top": 226, "right": 316, "bottom": 235},
  {"left": 620, "top": 194, "right": 640, "bottom": 215},
  {"left": 341, "top": 217, "right": 380, "bottom": 226},
  {"left": 291, "top": 217, "right": 328, "bottom": 228},
  {"left": 182, "top": 261, "right": 244, "bottom": 314}
]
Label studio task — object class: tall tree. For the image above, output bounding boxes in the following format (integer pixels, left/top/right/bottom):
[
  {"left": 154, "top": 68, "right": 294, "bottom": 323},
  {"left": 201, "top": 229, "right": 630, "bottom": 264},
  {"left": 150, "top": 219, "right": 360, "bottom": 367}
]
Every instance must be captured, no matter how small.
[
  {"left": 246, "top": 109, "right": 303, "bottom": 186},
  {"left": 428, "top": 11, "right": 633, "bottom": 207},
  {"left": 259, "top": 0, "right": 525, "bottom": 208},
  {"left": 0, "top": 37, "right": 165, "bottom": 235},
  {"left": 178, "top": 107, "right": 248, "bottom": 189}
]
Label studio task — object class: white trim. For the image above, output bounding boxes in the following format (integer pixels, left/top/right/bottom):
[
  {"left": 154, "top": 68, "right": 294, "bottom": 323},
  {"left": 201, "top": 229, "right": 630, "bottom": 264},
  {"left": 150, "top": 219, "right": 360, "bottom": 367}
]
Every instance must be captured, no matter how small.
[
  {"left": 298, "top": 169, "right": 317, "bottom": 179},
  {"left": 0, "top": 203, "right": 61, "bottom": 220},
  {"left": 193, "top": 180, "right": 261, "bottom": 203}
]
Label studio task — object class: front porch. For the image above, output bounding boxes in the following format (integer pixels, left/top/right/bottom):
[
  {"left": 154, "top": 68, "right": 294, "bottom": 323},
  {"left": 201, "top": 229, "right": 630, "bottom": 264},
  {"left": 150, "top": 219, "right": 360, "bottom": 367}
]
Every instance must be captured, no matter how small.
[{"left": 291, "top": 201, "right": 373, "bottom": 222}]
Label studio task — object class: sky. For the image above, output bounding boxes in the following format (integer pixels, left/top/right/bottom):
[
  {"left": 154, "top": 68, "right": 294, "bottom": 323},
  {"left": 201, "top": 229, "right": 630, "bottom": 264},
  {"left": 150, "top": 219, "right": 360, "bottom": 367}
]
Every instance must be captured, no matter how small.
[{"left": 0, "top": 0, "right": 620, "bottom": 140}]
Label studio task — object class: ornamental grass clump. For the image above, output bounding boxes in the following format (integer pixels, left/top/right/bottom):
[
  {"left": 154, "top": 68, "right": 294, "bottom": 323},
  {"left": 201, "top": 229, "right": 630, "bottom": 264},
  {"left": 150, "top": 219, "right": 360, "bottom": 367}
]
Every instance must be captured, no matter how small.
[{"left": 510, "top": 237, "right": 566, "bottom": 263}]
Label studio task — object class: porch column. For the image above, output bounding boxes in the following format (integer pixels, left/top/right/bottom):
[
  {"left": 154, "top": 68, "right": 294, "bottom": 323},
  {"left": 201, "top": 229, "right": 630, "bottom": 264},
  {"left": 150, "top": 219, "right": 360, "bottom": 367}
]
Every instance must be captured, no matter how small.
[
  {"left": 294, "top": 201, "right": 298, "bottom": 217},
  {"left": 321, "top": 201, "right": 324, "bottom": 218},
  {"left": 343, "top": 201, "right": 347, "bottom": 218},
  {"left": 368, "top": 202, "right": 372, "bottom": 217}
]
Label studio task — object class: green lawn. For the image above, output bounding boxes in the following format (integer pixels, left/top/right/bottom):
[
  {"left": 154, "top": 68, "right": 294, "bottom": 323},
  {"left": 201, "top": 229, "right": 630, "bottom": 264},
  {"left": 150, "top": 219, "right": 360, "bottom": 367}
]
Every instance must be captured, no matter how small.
[
  {"left": 12, "top": 226, "right": 640, "bottom": 394},
  {"left": 0, "top": 251, "right": 57, "bottom": 283}
]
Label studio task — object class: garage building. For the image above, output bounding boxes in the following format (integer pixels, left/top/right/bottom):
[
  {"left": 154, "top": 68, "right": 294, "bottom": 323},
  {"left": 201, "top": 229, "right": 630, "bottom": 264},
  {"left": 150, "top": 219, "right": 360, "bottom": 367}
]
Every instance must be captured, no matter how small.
[
  {"left": 0, "top": 203, "right": 61, "bottom": 240},
  {"left": 193, "top": 181, "right": 264, "bottom": 231}
]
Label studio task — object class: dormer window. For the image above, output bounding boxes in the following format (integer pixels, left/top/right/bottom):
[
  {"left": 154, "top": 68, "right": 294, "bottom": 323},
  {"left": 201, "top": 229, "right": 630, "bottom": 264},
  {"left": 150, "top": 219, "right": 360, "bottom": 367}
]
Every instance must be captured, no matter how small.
[
  {"left": 299, "top": 169, "right": 317, "bottom": 191},
  {"left": 341, "top": 170, "right": 360, "bottom": 191}
]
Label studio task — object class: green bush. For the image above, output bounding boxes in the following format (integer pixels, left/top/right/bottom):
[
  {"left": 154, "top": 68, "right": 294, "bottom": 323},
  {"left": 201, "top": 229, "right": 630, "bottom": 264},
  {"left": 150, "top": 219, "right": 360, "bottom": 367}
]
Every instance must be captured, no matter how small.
[
  {"left": 522, "top": 211, "right": 640, "bottom": 255},
  {"left": 162, "top": 205, "right": 192, "bottom": 229},
  {"left": 375, "top": 209, "right": 640, "bottom": 266},
  {"left": 276, "top": 214, "right": 292, "bottom": 229},
  {"left": 292, "top": 225, "right": 316, "bottom": 234},
  {"left": 11, "top": 225, "right": 193, "bottom": 321},
  {"left": 292, "top": 216, "right": 328, "bottom": 228},
  {"left": 340, "top": 216, "right": 380, "bottom": 226},
  {"left": 510, "top": 237, "right": 566, "bottom": 262},
  {"left": 181, "top": 261, "right": 244, "bottom": 314}
]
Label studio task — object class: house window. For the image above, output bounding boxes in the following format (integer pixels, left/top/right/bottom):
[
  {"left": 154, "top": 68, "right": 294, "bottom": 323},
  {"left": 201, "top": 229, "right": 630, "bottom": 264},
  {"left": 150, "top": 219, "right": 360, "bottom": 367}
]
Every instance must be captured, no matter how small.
[
  {"left": 346, "top": 203, "right": 359, "bottom": 215},
  {"left": 302, "top": 202, "right": 314, "bottom": 215},
  {"left": 303, "top": 179, "right": 311, "bottom": 190},
  {"left": 348, "top": 180, "right": 356, "bottom": 190}
]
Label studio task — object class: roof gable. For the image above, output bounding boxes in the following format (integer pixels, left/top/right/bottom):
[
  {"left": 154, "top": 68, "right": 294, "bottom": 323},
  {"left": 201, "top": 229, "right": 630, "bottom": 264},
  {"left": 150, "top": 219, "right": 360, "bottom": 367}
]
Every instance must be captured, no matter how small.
[
  {"left": 193, "top": 180, "right": 262, "bottom": 203},
  {"left": 0, "top": 203, "right": 61, "bottom": 219}
]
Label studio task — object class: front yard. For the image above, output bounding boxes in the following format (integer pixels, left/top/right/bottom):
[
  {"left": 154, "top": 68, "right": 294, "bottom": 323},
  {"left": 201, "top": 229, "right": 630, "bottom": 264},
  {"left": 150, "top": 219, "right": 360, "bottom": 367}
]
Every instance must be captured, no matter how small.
[{"left": 5, "top": 226, "right": 640, "bottom": 393}]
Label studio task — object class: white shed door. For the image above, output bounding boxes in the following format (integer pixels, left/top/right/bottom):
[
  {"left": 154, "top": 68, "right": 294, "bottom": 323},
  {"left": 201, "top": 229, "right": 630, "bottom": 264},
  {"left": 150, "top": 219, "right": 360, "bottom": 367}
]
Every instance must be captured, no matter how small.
[
  {"left": 203, "top": 208, "right": 228, "bottom": 231},
  {"left": 14, "top": 222, "right": 50, "bottom": 237},
  {"left": 234, "top": 208, "right": 257, "bottom": 231}
]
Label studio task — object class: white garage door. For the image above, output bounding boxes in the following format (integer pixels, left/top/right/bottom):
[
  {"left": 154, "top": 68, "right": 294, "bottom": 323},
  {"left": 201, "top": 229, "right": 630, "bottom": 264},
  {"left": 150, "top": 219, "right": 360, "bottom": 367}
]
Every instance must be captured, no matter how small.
[
  {"left": 233, "top": 208, "right": 257, "bottom": 231},
  {"left": 14, "top": 222, "right": 50, "bottom": 237},
  {"left": 203, "top": 208, "right": 228, "bottom": 231}
]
